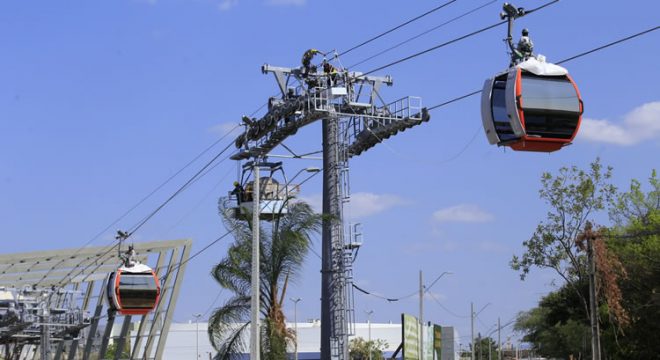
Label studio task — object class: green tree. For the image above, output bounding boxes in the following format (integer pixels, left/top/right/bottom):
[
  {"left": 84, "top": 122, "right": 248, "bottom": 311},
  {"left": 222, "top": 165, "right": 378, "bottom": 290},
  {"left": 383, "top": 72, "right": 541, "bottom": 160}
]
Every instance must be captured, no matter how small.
[
  {"left": 348, "top": 337, "right": 388, "bottom": 360},
  {"left": 514, "top": 168, "right": 660, "bottom": 359},
  {"left": 208, "top": 200, "right": 322, "bottom": 360},
  {"left": 602, "top": 170, "right": 659, "bottom": 358},
  {"left": 514, "top": 285, "right": 590, "bottom": 359},
  {"left": 470, "top": 336, "right": 498, "bottom": 360},
  {"left": 511, "top": 159, "right": 616, "bottom": 318}
]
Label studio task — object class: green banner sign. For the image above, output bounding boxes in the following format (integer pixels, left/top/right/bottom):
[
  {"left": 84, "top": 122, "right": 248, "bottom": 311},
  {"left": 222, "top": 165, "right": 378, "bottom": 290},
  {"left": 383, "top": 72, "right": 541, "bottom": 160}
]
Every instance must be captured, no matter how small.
[
  {"left": 433, "top": 325, "right": 443, "bottom": 360},
  {"left": 402, "top": 313, "right": 420, "bottom": 360}
]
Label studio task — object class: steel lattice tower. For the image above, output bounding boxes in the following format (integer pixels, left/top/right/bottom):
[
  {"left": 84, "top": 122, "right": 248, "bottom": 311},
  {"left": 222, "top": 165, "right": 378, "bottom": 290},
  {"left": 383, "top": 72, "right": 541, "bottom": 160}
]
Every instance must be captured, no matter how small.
[{"left": 231, "top": 58, "right": 429, "bottom": 360}]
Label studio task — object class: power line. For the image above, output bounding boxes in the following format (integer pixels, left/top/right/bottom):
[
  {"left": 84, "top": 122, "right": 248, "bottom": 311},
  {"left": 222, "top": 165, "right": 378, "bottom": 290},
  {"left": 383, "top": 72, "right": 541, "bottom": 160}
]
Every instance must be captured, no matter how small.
[
  {"left": 352, "top": 270, "right": 451, "bottom": 303},
  {"left": 348, "top": 0, "right": 497, "bottom": 69},
  {"left": 428, "top": 291, "right": 471, "bottom": 319},
  {"left": 339, "top": 0, "right": 459, "bottom": 57},
  {"left": 361, "top": 0, "right": 559, "bottom": 76}
]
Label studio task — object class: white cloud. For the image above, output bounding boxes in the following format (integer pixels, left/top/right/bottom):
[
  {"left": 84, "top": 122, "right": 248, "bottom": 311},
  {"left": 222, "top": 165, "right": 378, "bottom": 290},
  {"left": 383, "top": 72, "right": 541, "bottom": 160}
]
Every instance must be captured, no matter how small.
[
  {"left": 348, "top": 192, "right": 408, "bottom": 218},
  {"left": 298, "top": 192, "right": 408, "bottom": 219},
  {"left": 432, "top": 204, "right": 494, "bottom": 223},
  {"left": 265, "top": 0, "right": 306, "bottom": 6},
  {"left": 296, "top": 194, "right": 322, "bottom": 213},
  {"left": 218, "top": 0, "right": 238, "bottom": 11},
  {"left": 208, "top": 122, "right": 240, "bottom": 136},
  {"left": 580, "top": 101, "right": 660, "bottom": 146}
]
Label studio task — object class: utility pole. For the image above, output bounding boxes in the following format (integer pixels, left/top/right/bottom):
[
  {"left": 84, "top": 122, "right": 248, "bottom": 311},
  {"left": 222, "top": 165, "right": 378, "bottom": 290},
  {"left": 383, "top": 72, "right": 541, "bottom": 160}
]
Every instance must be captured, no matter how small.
[
  {"left": 291, "top": 298, "right": 302, "bottom": 360},
  {"left": 194, "top": 313, "right": 202, "bottom": 360},
  {"left": 250, "top": 162, "right": 261, "bottom": 360},
  {"left": 585, "top": 226, "right": 601, "bottom": 360},
  {"left": 419, "top": 270, "right": 424, "bottom": 360},
  {"left": 365, "top": 310, "right": 374, "bottom": 360},
  {"left": 497, "top": 317, "right": 501, "bottom": 360},
  {"left": 471, "top": 302, "right": 474, "bottom": 360}
]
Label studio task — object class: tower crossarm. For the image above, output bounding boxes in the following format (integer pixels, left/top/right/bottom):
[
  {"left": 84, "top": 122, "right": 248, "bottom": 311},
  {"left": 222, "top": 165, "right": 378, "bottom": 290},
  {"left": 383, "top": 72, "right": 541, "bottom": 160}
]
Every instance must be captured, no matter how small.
[
  {"left": 348, "top": 107, "right": 430, "bottom": 157},
  {"left": 231, "top": 64, "right": 429, "bottom": 161}
]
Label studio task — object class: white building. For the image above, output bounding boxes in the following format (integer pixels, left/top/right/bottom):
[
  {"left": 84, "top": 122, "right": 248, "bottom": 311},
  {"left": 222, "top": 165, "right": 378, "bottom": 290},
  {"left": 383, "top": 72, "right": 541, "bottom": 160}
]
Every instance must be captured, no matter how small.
[{"left": 157, "top": 321, "right": 459, "bottom": 360}]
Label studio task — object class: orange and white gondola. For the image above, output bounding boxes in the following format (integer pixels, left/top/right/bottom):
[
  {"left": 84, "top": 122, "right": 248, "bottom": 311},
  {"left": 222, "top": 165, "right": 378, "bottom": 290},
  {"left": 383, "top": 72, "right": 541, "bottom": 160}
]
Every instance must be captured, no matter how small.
[
  {"left": 481, "top": 57, "right": 583, "bottom": 152},
  {"left": 107, "top": 261, "right": 160, "bottom": 316}
]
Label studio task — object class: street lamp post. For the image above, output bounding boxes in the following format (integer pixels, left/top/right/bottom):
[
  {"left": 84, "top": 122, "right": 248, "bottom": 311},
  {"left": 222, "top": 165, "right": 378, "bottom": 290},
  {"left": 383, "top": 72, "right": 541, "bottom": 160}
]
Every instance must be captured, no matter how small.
[
  {"left": 365, "top": 310, "right": 374, "bottom": 360},
  {"left": 248, "top": 165, "right": 320, "bottom": 360},
  {"left": 420, "top": 271, "right": 452, "bottom": 360},
  {"left": 471, "top": 303, "right": 490, "bottom": 360},
  {"left": 193, "top": 313, "right": 202, "bottom": 360},
  {"left": 291, "top": 297, "right": 302, "bottom": 360}
]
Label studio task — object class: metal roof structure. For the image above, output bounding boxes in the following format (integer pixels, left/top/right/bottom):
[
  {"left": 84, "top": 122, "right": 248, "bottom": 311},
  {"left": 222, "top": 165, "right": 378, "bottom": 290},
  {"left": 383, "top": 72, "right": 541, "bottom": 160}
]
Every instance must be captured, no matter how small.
[{"left": 0, "top": 239, "right": 192, "bottom": 360}]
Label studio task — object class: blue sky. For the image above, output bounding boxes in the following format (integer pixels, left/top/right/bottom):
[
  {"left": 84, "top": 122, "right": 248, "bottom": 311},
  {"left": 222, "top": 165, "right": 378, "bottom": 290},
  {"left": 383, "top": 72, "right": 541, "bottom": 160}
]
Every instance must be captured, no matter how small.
[{"left": 1, "top": 0, "right": 659, "bottom": 347}]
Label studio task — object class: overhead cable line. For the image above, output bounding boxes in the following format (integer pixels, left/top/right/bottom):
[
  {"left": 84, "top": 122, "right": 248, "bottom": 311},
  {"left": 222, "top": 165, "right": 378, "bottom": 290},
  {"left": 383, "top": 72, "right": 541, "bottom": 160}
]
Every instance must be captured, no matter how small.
[
  {"left": 158, "top": 167, "right": 324, "bottom": 284},
  {"left": 361, "top": 0, "right": 559, "bottom": 76},
  {"left": 556, "top": 25, "right": 659, "bottom": 65},
  {"left": 50, "top": 128, "right": 240, "bottom": 289},
  {"left": 127, "top": 140, "right": 236, "bottom": 237},
  {"left": 34, "top": 125, "right": 240, "bottom": 287},
  {"left": 427, "top": 291, "right": 470, "bottom": 319},
  {"left": 339, "top": 0, "right": 459, "bottom": 57},
  {"left": 348, "top": 0, "right": 497, "bottom": 69},
  {"left": 352, "top": 271, "right": 452, "bottom": 302},
  {"left": 425, "top": 25, "right": 660, "bottom": 112}
]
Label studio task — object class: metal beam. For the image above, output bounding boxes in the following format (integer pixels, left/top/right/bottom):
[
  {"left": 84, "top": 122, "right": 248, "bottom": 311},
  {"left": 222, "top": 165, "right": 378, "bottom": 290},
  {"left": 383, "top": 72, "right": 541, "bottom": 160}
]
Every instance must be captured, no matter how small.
[
  {"left": 143, "top": 246, "right": 182, "bottom": 359},
  {"left": 114, "top": 315, "right": 132, "bottom": 360},
  {"left": 83, "top": 279, "right": 107, "bottom": 360},
  {"left": 153, "top": 241, "right": 191, "bottom": 360}
]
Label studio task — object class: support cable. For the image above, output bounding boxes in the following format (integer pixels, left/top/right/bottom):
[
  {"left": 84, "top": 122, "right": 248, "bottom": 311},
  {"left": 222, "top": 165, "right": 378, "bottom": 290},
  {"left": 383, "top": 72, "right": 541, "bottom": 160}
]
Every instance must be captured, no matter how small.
[
  {"left": 158, "top": 167, "right": 324, "bottom": 284},
  {"left": 339, "top": 0, "right": 459, "bottom": 57},
  {"left": 361, "top": 0, "right": 559, "bottom": 77},
  {"left": 49, "top": 132, "right": 239, "bottom": 289},
  {"left": 127, "top": 140, "right": 236, "bottom": 237},
  {"left": 348, "top": 0, "right": 497, "bottom": 69},
  {"left": 33, "top": 125, "right": 240, "bottom": 287}
]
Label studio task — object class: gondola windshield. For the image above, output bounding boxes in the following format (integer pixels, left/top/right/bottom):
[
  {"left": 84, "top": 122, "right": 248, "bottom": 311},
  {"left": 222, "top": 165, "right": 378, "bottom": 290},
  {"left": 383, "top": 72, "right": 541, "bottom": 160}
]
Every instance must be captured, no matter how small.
[
  {"left": 116, "top": 272, "right": 160, "bottom": 309},
  {"left": 519, "top": 74, "right": 581, "bottom": 140}
]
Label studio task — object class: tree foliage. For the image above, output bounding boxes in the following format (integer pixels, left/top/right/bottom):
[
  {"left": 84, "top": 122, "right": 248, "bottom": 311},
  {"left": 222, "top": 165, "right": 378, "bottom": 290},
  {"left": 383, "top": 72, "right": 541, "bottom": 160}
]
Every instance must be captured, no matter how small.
[
  {"left": 348, "top": 337, "right": 388, "bottom": 360},
  {"left": 207, "top": 199, "right": 322, "bottom": 360},
  {"left": 515, "top": 166, "right": 660, "bottom": 359},
  {"left": 511, "top": 159, "right": 616, "bottom": 320}
]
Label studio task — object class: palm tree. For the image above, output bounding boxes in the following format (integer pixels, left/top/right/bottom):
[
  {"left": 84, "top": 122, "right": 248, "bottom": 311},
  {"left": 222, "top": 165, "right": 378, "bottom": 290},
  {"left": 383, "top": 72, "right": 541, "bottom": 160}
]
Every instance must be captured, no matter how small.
[{"left": 208, "top": 198, "right": 322, "bottom": 360}]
